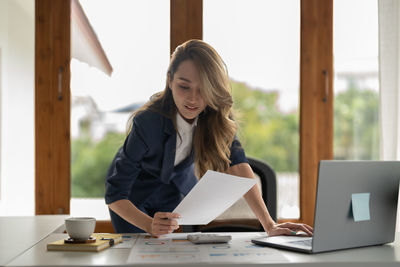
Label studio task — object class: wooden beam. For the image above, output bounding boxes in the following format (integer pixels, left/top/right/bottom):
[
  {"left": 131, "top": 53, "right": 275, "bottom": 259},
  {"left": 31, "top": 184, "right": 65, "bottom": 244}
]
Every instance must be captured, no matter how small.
[
  {"left": 170, "top": 0, "right": 203, "bottom": 54},
  {"left": 300, "top": 0, "right": 333, "bottom": 226},
  {"left": 35, "top": 0, "right": 71, "bottom": 214}
]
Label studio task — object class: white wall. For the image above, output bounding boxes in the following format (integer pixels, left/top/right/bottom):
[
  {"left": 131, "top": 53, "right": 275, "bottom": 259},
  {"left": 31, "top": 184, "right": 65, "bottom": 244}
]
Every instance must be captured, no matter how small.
[{"left": 0, "top": 0, "right": 34, "bottom": 215}]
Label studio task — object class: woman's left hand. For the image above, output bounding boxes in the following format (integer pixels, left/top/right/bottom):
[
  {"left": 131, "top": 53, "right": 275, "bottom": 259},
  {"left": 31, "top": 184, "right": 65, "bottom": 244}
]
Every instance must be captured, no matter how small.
[{"left": 266, "top": 222, "right": 313, "bottom": 237}]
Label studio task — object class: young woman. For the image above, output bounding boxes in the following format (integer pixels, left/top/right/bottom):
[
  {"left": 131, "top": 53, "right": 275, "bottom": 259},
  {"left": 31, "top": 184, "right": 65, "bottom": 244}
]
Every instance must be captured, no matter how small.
[{"left": 105, "top": 39, "right": 313, "bottom": 237}]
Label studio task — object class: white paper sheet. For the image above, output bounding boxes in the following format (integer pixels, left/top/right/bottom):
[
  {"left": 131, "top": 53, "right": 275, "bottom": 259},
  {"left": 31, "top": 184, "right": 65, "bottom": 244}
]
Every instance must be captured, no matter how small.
[
  {"left": 173, "top": 170, "right": 256, "bottom": 225},
  {"left": 111, "top": 235, "right": 138, "bottom": 249},
  {"left": 126, "top": 233, "right": 288, "bottom": 264}
]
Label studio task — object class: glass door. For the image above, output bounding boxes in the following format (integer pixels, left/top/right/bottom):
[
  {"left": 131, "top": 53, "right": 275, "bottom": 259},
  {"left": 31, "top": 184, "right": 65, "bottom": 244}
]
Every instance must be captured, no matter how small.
[
  {"left": 204, "top": 0, "right": 301, "bottom": 219},
  {"left": 333, "top": 0, "right": 379, "bottom": 161},
  {"left": 70, "top": 0, "right": 170, "bottom": 219}
]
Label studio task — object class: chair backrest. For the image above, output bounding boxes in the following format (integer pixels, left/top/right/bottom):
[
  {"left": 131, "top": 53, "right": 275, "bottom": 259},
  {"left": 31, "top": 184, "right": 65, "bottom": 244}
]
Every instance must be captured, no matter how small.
[
  {"left": 247, "top": 157, "right": 277, "bottom": 221},
  {"left": 183, "top": 157, "right": 277, "bottom": 232}
]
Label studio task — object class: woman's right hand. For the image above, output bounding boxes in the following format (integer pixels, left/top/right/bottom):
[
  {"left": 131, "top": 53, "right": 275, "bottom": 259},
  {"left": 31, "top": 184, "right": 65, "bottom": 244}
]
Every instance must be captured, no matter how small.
[{"left": 149, "top": 212, "right": 180, "bottom": 237}]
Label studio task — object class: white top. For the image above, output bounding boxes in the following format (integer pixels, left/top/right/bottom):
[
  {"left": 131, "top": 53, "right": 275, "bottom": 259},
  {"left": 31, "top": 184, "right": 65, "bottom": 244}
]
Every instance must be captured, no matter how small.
[
  {"left": 7, "top": 230, "right": 400, "bottom": 266},
  {"left": 0, "top": 215, "right": 67, "bottom": 266},
  {"left": 174, "top": 112, "right": 197, "bottom": 166}
]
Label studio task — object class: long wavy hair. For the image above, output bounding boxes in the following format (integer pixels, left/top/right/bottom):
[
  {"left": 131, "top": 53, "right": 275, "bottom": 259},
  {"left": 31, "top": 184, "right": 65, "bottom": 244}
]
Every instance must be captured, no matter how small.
[{"left": 127, "top": 39, "right": 237, "bottom": 177}]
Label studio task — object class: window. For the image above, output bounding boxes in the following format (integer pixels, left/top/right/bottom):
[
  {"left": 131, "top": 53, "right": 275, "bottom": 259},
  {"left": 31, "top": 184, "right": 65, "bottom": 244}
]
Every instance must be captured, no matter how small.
[
  {"left": 70, "top": 0, "right": 170, "bottom": 219},
  {"left": 34, "top": 0, "right": 332, "bottom": 226},
  {"left": 204, "top": 0, "right": 301, "bottom": 219},
  {"left": 333, "top": 0, "right": 379, "bottom": 160}
]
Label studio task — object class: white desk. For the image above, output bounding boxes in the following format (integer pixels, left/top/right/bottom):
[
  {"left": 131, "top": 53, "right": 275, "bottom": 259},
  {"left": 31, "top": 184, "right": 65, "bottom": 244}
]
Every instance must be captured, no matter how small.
[
  {"left": 6, "top": 230, "right": 400, "bottom": 267},
  {"left": 2, "top": 216, "right": 400, "bottom": 267},
  {"left": 0, "top": 215, "right": 67, "bottom": 267}
]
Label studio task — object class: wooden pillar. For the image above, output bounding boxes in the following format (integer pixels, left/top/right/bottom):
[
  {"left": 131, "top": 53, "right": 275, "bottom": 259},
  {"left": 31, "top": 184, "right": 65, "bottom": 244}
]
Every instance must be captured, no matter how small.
[
  {"left": 170, "top": 0, "right": 203, "bottom": 54},
  {"left": 300, "top": 0, "right": 333, "bottom": 226},
  {"left": 35, "top": 0, "right": 71, "bottom": 214}
]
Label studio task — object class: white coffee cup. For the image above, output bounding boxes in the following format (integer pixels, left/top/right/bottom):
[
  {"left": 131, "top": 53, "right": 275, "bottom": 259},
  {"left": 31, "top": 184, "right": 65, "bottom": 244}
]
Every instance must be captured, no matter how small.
[{"left": 65, "top": 217, "right": 96, "bottom": 240}]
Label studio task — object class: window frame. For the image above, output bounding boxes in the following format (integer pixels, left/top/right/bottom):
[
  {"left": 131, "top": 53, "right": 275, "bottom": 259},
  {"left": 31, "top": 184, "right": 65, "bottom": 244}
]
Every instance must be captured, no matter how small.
[{"left": 35, "top": 0, "right": 333, "bottom": 228}]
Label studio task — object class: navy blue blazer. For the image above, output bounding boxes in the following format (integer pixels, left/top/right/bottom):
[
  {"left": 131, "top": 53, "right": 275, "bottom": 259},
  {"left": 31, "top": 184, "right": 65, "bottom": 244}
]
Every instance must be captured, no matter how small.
[{"left": 105, "top": 110, "right": 248, "bottom": 233}]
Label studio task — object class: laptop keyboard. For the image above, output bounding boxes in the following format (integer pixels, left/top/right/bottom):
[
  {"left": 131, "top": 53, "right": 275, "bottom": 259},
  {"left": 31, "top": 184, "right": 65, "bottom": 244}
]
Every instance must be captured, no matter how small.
[{"left": 289, "top": 239, "right": 312, "bottom": 247}]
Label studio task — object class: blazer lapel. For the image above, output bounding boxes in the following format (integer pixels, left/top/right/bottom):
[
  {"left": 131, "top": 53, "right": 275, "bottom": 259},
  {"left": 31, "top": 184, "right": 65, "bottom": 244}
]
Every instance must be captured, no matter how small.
[{"left": 160, "top": 118, "right": 176, "bottom": 184}]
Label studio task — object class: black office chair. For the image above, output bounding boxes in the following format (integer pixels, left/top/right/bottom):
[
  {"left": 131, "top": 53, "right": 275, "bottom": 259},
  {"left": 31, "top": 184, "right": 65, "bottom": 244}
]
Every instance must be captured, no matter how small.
[{"left": 182, "top": 157, "right": 277, "bottom": 232}]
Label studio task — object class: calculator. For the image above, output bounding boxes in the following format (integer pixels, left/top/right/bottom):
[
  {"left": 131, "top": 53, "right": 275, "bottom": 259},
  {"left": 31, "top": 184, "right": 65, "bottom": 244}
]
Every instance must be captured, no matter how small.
[{"left": 187, "top": 234, "right": 232, "bottom": 244}]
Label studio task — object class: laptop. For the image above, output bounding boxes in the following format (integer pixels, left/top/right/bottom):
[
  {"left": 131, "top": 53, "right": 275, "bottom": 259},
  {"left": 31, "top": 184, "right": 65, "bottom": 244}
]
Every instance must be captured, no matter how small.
[{"left": 252, "top": 160, "right": 400, "bottom": 253}]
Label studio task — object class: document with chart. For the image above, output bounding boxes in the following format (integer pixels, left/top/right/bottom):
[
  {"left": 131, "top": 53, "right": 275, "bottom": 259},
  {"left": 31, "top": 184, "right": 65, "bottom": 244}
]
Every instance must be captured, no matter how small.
[
  {"left": 127, "top": 233, "right": 288, "bottom": 264},
  {"left": 173, "top": 170, "right": 256, "bottom": 225}
]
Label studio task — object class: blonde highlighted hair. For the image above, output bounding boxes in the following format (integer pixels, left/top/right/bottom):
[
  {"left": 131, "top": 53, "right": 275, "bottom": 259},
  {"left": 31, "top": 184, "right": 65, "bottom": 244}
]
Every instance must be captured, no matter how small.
[{"left": 128, "top": 39, "right": 237, "bottom": 177}]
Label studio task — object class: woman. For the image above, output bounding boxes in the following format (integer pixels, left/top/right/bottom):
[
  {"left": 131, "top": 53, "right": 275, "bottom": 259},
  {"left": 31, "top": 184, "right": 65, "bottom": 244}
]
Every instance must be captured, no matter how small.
[{"left": 105, "top": 39, "right": 313, "bottom": 237}]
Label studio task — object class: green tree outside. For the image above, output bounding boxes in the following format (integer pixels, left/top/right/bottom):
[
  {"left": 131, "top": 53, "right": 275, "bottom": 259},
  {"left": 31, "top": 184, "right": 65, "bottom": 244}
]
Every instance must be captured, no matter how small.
[
  {"left": 71, "top": 78, "right": 379, "bottom": 197},
  {"left": 231, "top": 81, "right": 299, "bottom": 172},
  {"left": 71, "top": 131, "right": 125, "bottom": 197},
  {"left": 334, "top": 79, "right": 379, "bottom": 160}
]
